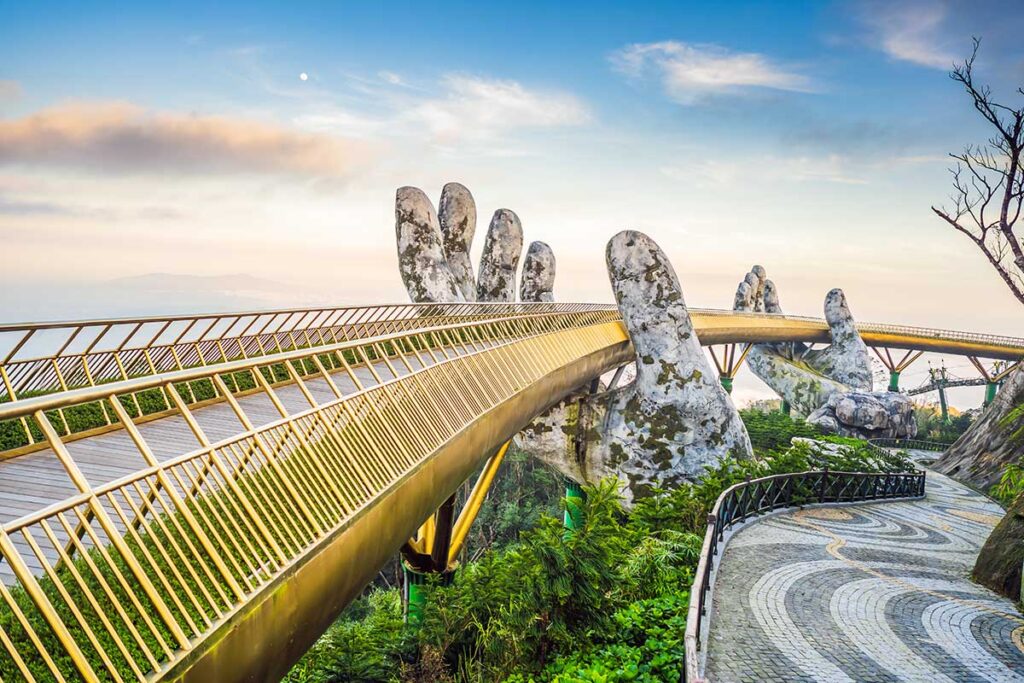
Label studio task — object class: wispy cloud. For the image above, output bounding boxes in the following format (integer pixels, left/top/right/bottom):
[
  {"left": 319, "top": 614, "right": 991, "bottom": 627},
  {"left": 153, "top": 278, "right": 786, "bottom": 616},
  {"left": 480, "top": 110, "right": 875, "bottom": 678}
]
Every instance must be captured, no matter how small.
[
  {"left": 0, "top": 102, "right": 372, "bottom": 179},
  {"left": 0, "top": 195, "right": 71, "bottom": 215},
  {"left": 856, "top": 0, "right": 956, "bottom": 69},
  {"left": 610, "top": 41, "right": 814, "bottom": 104},
  {"left": 378, "top": 71, "right": 405, "bottom": 86},
  {"left": 661, "top": 153, "right": 868, "bottom": 187},
  {"left": 405, "top": 75, "right": 590, "bottom": 142}
]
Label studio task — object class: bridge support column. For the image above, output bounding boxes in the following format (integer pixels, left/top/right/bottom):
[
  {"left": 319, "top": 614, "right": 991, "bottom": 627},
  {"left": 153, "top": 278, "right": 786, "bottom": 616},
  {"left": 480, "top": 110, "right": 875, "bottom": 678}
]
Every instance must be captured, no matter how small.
[
  {"left": 400, "top": 441, "right": 512, "bottom": 623},
  {"left": 984, "top": 381, "right": 999, "bottom": 407},
  {"left": 564, "top": 479, "right": 585, "bottom": 530},
  {"left": 936, "top": 378, "right": 949, "bottom": 423},
  {"left": 402, "top": 563, "right": 427, "bottom": 624},
  {"left": 709, "top": 343, "right": 749, "bottom": 399},
  {"left": 888, "top": 370, "right": 901, "bottom": 393},
  {"left": 871, "top": 347, "right": 922, "bottom": 394},
  {"left": 401, "top": 493, "right": 456, "bottom": 624}
]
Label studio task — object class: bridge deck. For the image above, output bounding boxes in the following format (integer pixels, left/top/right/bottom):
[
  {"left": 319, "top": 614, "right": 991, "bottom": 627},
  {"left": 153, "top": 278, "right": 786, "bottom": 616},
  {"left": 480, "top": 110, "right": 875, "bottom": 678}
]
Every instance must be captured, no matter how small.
[{"left": 0, "top": 347, "right": 463, "bottom": 583}]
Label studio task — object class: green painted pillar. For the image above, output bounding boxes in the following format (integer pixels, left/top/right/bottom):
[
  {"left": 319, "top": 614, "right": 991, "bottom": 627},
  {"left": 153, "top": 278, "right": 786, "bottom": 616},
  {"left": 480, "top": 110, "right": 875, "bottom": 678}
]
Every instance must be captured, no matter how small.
[
  {"left": 984, "top": 381, "right": 999, "bottom": 407},
  {"left": 719, "top": 376, "right": 733, "bottom": 394},
  {"left": 888, "top": 370, "right": 900, "bottom": 392},
  {"left": 403, "top": 561, "right": 454, "bottom": 624},
  {"left": 780, "top": 399, "right": 791, "bottom": 416},
  {"left": 937, "top": 381, "right": 949, "bottom": 423},
  {"left": 402, "top": 561, "right": 427, "bottom": 624},
  {"left": 564, "top": 480, "right": 585, "bottom": 530}
]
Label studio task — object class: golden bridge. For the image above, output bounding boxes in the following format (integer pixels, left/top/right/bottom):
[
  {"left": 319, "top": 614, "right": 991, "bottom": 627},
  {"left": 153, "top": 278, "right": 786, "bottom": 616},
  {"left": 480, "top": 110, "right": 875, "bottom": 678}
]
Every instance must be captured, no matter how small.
[{"left": 0, "top": 302, "right": 1020, "bottom": 682}]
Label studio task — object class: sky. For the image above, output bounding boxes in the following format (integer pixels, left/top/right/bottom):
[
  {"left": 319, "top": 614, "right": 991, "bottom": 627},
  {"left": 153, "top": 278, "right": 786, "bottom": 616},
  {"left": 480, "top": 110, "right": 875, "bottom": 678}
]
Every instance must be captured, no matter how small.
[{"left": 1, "top": 0, "right": 1022, "bottom": 408}]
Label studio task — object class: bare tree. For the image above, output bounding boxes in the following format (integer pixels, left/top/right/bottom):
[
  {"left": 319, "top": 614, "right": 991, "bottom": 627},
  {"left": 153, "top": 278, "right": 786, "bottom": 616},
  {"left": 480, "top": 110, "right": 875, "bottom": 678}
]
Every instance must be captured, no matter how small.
[{"left": 932, "top": 38, "right": 1024, "bottom": 305}]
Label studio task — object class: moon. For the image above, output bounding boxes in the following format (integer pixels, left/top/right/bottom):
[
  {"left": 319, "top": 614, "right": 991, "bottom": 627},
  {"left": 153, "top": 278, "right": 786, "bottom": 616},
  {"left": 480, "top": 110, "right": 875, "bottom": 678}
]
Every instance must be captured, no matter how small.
[{"left": 299, "top": 72, "right": 308, "bottom": 81}]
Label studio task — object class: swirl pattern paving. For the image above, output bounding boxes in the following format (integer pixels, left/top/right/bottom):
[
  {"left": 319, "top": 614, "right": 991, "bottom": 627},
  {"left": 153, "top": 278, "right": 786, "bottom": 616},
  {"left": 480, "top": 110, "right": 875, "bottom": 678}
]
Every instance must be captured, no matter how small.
[{"left": 706, "top": 470, "right": 1024, "bottom": 682}]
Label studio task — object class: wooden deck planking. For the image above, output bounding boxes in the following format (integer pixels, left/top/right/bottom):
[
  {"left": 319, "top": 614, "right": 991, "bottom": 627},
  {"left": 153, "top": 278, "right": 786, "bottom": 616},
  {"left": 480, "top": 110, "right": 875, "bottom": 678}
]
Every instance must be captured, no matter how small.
[{"left": 0, "top": 345, "right": 463, "bottom": 583}]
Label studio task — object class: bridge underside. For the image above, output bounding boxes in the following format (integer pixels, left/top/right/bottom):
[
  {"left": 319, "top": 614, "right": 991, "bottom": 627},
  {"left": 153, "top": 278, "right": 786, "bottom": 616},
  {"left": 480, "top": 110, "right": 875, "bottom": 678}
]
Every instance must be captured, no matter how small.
[{"left": 164, "top": 338, "right": 632, "bottom": 682}]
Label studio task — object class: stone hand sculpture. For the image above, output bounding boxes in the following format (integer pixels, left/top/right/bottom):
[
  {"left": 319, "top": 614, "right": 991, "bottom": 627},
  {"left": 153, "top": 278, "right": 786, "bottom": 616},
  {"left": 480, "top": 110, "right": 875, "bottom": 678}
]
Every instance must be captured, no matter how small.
[
  {"left": 733, "top": 268, "right": 916, "bottom": 439},
  {"left": 395, "top": 186, "right": 751, "bottom": 504},
  {"left": 517, "top": 231, "right": 752, "bottom": 504},
  {"left": 396, "top": 183, "right": 553, "bottom": 304}
]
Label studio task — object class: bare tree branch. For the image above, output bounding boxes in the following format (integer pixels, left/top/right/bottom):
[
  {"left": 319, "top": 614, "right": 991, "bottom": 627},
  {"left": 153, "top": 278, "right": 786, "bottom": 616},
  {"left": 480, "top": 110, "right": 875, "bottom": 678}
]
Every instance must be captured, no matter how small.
[{"left": 936, "top": 37, "right": 1024, "bottom": 306}]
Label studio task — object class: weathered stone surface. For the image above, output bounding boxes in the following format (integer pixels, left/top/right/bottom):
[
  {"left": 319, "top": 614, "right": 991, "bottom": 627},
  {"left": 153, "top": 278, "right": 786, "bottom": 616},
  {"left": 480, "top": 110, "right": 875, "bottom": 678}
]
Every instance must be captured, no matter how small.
[
  {"left": 735, "top": 270, "right": 873, "bottom": 415},
  {"left": 933, "top": 367, "right": 1024, "bottom": 491},
  {"left": 476, "top": 209, "right": 523, "bottom": 303},
  {"left": 519, "top": 241, "right": 555, "bottom": 303},
  {"left": 438, "top": 182, "right": 477, "bottom": 301},
  {"left": 395, "top": 186, "right": 461, "bottom": 303},
  {"left": 734, "top": 266, "right": 916, "bottom": 440},
  {"left": 973, "top": 480, "right": 1024, "bottom": 601},
  {"left": 803, "top": 289, "right": 873, "bottom": 391},
  {"left": 933, "top": 367, "right": 1024, "bottom": 602},
  {"left": 519, "top": 231, "right": 752, "bottom": 504},
  {"left": 397, "top": 190, "right": 752, "bottom": 503},
  {"left": 806, "top": 390, "right": 916, "bottom": 439}
]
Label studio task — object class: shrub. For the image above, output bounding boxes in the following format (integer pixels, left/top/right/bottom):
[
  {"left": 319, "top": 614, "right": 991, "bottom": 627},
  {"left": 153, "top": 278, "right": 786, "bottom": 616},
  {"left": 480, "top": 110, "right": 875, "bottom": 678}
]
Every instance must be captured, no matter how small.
[{"left": 739, "top": 409, "right": 821, "bottom": 452}]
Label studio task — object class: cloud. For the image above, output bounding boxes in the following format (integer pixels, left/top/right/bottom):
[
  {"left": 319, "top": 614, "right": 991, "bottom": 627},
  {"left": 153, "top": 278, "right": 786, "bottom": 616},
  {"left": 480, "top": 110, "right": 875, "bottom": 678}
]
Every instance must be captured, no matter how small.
[
  {"left": 0, "top": 101, "right": 371, "bottom": 178},
  {"left": 610, "top": 41, "right": 814, "bottom": 104},
  {"left": 661, "top": 153, "right": 868, "bottom": 187},
  {"left": 856, "top": 0, "right": 956, "bottom": 68},
  {"left": 406, "top": 75, "right": 590, "bottom": 142},
  {"left": 0, "top": 195, "right": 70, "bottom": 215},
  {"left": 0, "top": 80, "right": 21, "bottom": 102}
]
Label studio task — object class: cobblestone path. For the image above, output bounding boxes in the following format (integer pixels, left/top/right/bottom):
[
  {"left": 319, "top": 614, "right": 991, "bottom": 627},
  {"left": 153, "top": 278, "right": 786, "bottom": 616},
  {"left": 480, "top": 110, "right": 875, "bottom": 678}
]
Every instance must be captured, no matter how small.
[{"left": 705, "top": 471, "right": 1024, "bottom": 682}]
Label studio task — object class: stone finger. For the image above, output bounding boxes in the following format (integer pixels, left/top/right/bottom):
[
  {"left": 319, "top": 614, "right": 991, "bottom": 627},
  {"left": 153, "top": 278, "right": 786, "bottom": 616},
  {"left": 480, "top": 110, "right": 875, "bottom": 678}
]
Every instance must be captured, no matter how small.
[
  {"left": 476, "top": 209, "right": 523, "bottom": 302},
  {"left": 395, "top": 186, "right": 462, "bottom": 303},
  {"left": 805, "top": 289, "right": 873, "bottom": 390},
  {"left": 519, "top": 241, "right": 555, "bottom": 302},
  {"left": 438, "top": 182, "right": 477, "bottom": 301}
]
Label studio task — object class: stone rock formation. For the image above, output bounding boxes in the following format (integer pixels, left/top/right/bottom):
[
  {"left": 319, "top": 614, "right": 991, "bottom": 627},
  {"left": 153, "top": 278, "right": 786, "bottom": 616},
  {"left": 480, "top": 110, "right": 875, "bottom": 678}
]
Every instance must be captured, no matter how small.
[
  {"left": 933, "top": 368, "right": 1024, "bottom": 490},
  {"left": 437, "top": 182, "right": 477, "bottom": 301},
  {"left": 519, "top": 242, "right": 555, "bottom": 303},
  {"left": 395, "top": 185, "right": 751, "bottom": 503},
  {"left": 928, "top": 368, "right": 1024, "bottom": 601},
  {"left": 396, "top": 184, "right": 546, "bottom": 304},
  {"left": 734, "top": 267, "right": 917, "bottom": 440},
  {"left": 514, "top": 232, "right": 753, "bottom": 504},
  {"left": 805, "top": 391, "right": 917, "bottom": 439}
]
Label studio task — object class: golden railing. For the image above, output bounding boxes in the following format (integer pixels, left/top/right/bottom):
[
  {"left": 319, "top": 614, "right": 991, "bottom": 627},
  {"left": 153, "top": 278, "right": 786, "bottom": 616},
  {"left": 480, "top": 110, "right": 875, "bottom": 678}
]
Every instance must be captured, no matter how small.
[
  {"left": 0, "top": 303, "right": 611, "bottom": 452},
  {"left": 689, "top": 309, "right": 1024, "bottom": 359},
  {"left": 0, "top": 308, "right": 630, "bottom": 682},
  {"left": 0, "top": 302, "right": 610, "bottom": 400},
  {"left": 8, "top": 303, "right": 1019, "bottom": 405},
  {"left": 3, "top": 303, "right": 1021, "bottom": 460}
]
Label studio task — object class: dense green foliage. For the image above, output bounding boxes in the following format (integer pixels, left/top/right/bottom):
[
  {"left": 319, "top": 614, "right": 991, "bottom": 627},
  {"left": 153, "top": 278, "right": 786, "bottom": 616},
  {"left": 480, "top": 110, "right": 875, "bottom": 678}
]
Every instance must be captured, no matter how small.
[
  {"left": 288, "top": 410, "right": 914, "bottom": 683},
  {"left": 737, "top": 408, "right": 820, "bottom": 451},
  {"left": 913, "top": 405, "right": 975, "bottom": 443},
  {"left": 991, "top": 403, "right": 1024, "bottom": 506},
  {"left": 461, "top": 449, "right": 564, "bottom": 559}
]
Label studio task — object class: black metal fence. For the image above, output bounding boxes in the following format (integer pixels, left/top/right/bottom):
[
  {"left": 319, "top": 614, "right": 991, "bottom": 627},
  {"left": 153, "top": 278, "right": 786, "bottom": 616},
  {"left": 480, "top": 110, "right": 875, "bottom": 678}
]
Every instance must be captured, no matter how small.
[
  {"left": 682, "top": 468, "right": 926, "bottom": 682},
  {"left": 867, "top": 438, "right": 952, "bottom": 452}
]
